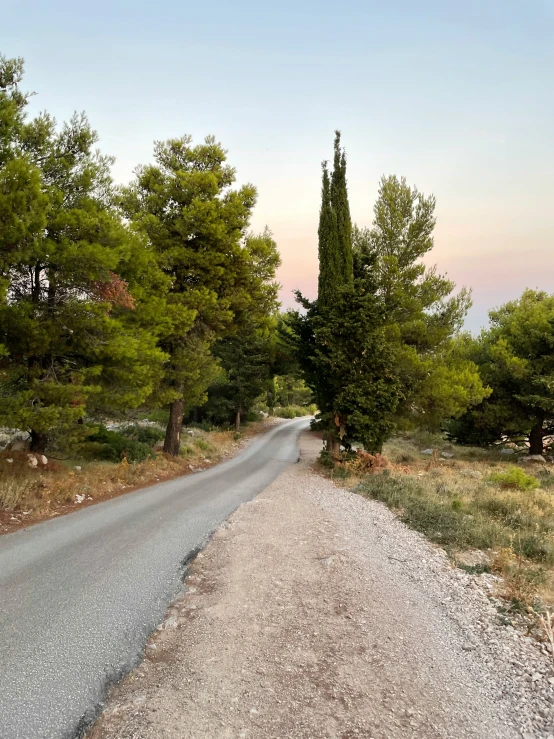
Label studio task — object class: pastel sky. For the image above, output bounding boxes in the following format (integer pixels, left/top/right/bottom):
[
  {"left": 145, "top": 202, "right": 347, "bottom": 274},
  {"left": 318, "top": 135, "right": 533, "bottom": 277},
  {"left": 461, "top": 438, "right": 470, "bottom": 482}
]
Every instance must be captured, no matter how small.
[{"left": 3, "top": 0, "right": 553, "bottom": 330}]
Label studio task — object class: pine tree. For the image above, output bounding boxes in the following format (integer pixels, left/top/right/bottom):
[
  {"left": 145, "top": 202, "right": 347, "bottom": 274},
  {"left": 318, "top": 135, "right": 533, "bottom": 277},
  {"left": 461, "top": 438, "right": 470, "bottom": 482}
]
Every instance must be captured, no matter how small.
[{"left": 0, "top": 56, "right": 166, "bottom": 451}]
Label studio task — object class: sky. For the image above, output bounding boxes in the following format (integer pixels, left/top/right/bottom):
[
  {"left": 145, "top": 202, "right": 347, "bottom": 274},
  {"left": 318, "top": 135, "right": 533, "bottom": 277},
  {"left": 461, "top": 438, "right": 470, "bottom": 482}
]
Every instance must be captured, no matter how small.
[{"left": 3, "top": 0, "right": 553, "bottom": 330}]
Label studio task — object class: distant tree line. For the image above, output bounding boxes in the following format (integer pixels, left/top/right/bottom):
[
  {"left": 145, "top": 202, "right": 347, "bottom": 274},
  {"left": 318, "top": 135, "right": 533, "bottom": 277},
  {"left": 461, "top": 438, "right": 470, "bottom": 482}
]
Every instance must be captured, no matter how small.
[{"left": 2, "top": 54, "right": 550, "bottom": 460}]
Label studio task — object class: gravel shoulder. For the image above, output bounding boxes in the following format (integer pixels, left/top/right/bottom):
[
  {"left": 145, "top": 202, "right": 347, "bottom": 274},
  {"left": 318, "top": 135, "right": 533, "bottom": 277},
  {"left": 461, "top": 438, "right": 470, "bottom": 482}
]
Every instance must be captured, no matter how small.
[{"left": 89, "top": 431, "right": 554, "bottom": 739}]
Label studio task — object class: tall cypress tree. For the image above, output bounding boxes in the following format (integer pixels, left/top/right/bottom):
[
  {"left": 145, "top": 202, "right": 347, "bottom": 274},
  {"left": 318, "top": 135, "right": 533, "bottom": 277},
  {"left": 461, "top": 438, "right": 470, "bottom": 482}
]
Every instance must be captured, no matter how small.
[
  {"left": 318, "top": 132, "right": 352, "bottom": 309},
  {"left": 330, "top": 131, "right": 353, "bottom": 287},
  {"left": 317, "top": 162, "right": 339, "bottom": 308}
]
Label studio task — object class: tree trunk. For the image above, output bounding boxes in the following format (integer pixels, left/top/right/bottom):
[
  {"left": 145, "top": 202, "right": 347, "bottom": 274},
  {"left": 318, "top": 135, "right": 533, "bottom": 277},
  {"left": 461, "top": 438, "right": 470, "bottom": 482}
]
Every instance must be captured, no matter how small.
[
  {"left": 326, "top": 434, "right": 340, "bottom": 456},
  {"left": 529, "top": 419, "right": 544, "bottom": 455},
  {"left": 30, "top": 430, "right": 48, "bottom": 454},
  {"left": 235, "top": 409, "right": 241, "bottom": 433},
  {"left": 163, "top": 398, "right": 185, "bottom": 456}
]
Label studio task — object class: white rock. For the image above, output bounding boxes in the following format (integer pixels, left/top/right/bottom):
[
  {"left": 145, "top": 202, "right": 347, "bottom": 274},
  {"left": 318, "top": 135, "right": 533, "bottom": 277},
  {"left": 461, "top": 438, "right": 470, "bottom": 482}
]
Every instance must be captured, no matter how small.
[
  {"left": 500, "top": 448, "right": 515, "bottom": 455},
  {"left": 441, "top": 452, "right": 455, "bottom": 459},
  {"left": 36, "top": 454, "right": 48, "bottom": 466},
  {"left": 74, "top": 466, "right": 82, "bottom": 472},
  {"left": 74, "top": 493, "right": 85, "bottom": 504},
  {"left": 27, "top": 454, "right": 38, "bottom": 468},
  {"left": 6, "top": 458, "right": 13, "bottom": 464},
  {"left": 420, "top": 449, "right": 434, "bottom": 455}
]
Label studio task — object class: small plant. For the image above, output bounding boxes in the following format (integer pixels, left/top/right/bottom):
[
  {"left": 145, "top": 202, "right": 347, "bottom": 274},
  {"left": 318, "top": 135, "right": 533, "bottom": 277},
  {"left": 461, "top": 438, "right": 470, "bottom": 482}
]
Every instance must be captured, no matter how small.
[
  {"left": 487, "top": 466, "right": 540, "bottom": 491},
  {"left": 87, "top": 427, "right": 155, "bottom": 463},
  {"left": 193, "top": 437, "right": 212, "bottom": 453}
]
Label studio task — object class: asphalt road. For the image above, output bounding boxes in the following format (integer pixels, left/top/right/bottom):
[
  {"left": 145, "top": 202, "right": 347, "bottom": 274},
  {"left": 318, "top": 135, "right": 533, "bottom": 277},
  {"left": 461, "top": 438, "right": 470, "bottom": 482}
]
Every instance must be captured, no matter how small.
[{"left": 0, "top": 418, "right": 309, "bottom": 739}]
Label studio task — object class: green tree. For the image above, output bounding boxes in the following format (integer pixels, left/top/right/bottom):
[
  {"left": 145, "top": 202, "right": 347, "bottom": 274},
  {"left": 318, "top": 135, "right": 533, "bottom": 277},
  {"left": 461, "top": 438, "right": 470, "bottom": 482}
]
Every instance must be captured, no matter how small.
[
  {"left": 213, "top": 320, "right": 274, "bottom": 431},
  {"left": 124, "top": 140, "right": 280, "bottom": 453},
  {"left": 0, "top": 56, "right": 164, "bottom": 451},
  {"left": 317, "top": 131, "right": 352, "bottom": 308},
  {"left": 354, "top": 175, "right": 487, "bottom": 430},
  {"left": 293, "top": 134, "right": 402, "bottom": 453},
  {"left": 448, "top": 290, "right": 554, "bottom": 454}
]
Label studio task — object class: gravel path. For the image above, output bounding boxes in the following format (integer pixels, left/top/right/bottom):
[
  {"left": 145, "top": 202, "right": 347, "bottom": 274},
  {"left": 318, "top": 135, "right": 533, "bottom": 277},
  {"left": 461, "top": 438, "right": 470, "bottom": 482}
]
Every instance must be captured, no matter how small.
[{"left": 89, "top": 432, "right": 554, "bottom": 739}]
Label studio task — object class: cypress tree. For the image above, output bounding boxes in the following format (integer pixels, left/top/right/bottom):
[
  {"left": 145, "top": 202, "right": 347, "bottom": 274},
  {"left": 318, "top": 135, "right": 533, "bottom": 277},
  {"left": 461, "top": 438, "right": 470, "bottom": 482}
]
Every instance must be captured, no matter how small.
[
  {"left": 330, "top": 130, "right": 353, "bottom": 287},
  {"left": 317, "top": 162, "right": 339, "bottom": 308}
]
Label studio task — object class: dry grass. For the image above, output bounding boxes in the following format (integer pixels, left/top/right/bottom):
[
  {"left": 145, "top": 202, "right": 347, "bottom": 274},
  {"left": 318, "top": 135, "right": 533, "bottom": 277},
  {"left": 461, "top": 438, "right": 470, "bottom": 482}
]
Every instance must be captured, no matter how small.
[
  {"left": 0, "top": 421, "right": 273, "bottom": 532},
  {"left": 323, "top": 432, "right": 554, "bottom": 611}
]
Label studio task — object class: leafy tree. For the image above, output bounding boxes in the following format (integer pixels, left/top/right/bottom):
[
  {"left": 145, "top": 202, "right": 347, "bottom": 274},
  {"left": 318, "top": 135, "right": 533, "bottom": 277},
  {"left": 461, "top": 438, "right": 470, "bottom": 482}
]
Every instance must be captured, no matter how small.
[
  {"left": 353, "top": 175, "right": 487, "bottom": 430},
  {"left": 448, "top": 290, "right": 554, "bottom": 454},
  {"left": 0, "top": 56, "right": 165, "bottom": 451}
]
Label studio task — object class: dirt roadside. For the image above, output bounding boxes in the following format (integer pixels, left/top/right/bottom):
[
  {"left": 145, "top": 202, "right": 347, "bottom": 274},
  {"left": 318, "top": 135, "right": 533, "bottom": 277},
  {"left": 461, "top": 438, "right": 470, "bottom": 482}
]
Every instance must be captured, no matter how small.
[{"left": 88, "top": 432, "right": 554, "bottom": 739}]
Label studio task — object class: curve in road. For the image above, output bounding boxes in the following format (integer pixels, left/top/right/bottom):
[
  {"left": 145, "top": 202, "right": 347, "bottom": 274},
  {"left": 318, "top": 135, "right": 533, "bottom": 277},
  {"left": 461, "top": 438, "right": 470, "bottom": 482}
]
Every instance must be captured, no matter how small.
[{"left": 0, "top": 418, "right": 310, "bottom": 739}]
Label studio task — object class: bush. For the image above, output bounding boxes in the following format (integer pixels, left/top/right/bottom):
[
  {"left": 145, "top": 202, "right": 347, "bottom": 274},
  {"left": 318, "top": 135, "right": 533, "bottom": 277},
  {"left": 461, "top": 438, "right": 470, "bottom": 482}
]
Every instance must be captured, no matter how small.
[
  {"left": 193, "top": 437, "right": 213, "bottom": 453},
  {"left": 87, "top": 427, "right": 155, "bottom": 463},
  {"left": 120, "top": 424, "right": 165, "bottom": 446},
  {"left": 487, "top": 466, "right": 540, "bottom": 491},
  {"left": 246, "top": 410, "right": 263, "bottom": 423},
  {"left": 274, "top": 405, "right": 313, "bottom": 419}
]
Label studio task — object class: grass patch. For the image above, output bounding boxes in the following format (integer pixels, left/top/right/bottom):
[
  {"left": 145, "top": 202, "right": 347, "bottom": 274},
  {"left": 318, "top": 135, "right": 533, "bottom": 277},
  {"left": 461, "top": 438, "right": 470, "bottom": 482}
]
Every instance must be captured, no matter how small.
[
  {"left": 486, "top": 466, "right": 540, "bottom": 491},
  {"left": 330, "top": 431, "right": 554, "bottom": 608}
]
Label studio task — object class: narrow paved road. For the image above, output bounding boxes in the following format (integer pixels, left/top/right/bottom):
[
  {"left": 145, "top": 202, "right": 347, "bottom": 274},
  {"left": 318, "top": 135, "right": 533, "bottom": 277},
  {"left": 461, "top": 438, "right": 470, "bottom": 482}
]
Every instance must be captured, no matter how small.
[{"left": 0, "top": 418, "right": 309, "bottom": 739}]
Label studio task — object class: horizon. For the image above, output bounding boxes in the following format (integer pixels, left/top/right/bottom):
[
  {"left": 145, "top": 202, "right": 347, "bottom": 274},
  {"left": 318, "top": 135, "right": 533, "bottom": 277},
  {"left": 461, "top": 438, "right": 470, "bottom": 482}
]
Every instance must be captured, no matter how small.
[{"left": 3, "top": 0, "right": 553, "bottom": 331}]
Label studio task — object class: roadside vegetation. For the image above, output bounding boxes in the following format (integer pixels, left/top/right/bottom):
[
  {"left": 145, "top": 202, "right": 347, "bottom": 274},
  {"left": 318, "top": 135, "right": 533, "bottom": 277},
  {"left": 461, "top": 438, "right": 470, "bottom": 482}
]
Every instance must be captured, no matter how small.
[
  {"left": 319, "top": 431, "right": 554, "bottom": 616},
  {"left": 0, "top": 419, "right": 280, "bottom": 532}
]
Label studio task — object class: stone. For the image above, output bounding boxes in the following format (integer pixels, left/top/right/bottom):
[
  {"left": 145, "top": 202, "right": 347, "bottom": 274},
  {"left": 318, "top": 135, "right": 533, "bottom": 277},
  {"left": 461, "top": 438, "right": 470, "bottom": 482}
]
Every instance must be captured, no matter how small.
[
  {"left": 9, "top": 439, "right": 30, "bottom": 451},
  {"left": 74, "top": 493, "right": 85, "bottom": 504},
  {"left": 522, "top": 455, "right": 546, "bottom": 464},
  {"left": 420, "top": 449, "right": 434, "bottom": 455},
  {"left": 500, "top": 448, "right": 515, "bottom": 455},
  {"left": 27, "top": 454, "right": 38, "bottom": 468},
  {"left": 36, "top": 454, "right": 48, "bottom": 466},
  {"left": 6, "top": 458, "right": 13, "bottom": 464},
  {"left": 74, "top": 466, "right": 82, "bottom": 472},
  {"left": 441, "top": 452, "right": 455, "bottom": 459}
]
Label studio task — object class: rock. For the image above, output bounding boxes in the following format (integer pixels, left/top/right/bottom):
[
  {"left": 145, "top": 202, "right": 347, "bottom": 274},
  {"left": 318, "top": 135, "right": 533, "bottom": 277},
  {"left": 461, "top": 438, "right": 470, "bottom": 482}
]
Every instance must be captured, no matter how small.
[
  {"left": 522, "top": 455, "right": 546, "bottom": 464},
  {"left": 36, "top": 454, "right": 48, "bottom": 466},
  {"left": 74, "top": 493, "right": 85, "bottom": 504},
  {"left": 5, "top": 458, "right": 13, "bottom": 464},
  {"left": 441, "top": 452, "right": 455, "bottom": 459},
  {"left": 420, "top": 449, "right": 434, "bottom": 455},
  {"left": 74, "top": 466, "right": 82, "bottom": 472},
  {"left": 500, "top": 448, "right": 515, "bottom": 455},
  {"left": 9, "top": 439, "right": 30, "bottom": 451},
  {"left": 27, "top": 454, "right": 38, "bottom": 468}
]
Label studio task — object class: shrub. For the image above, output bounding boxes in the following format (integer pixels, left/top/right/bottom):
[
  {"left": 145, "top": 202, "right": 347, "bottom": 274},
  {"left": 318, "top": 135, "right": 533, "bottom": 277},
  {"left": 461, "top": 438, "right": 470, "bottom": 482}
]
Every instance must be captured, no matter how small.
[
  {"left": 87, "top": 427, "right": 155, "bottom": 463},
  {"left": 193, "top": 437, "right": 213, "bottom": 453},
  {"left": 120, "top": 424, "right": 165, "bottom": 446},
  {"left": 246, "top": 410, "right": 263, "bottom": 423},
  {"left": 274, "top": 405, "right": 312, "bottom": 419},
  {"left": 487, "top": 466, "right": 540, "bottom": 491}
]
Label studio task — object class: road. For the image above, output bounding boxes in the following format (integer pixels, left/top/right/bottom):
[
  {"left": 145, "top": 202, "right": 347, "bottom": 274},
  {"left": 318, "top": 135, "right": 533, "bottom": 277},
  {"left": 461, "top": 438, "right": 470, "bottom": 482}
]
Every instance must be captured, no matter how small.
[{"left": 0, "top": 418, "right": 309, "bottom": 739}]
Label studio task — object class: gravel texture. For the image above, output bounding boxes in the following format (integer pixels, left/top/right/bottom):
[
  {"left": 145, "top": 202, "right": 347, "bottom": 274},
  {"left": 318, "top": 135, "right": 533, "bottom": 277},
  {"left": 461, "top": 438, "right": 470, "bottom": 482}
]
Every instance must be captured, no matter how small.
[{"left": 89, "top": 432, "right": 554, "bottom": 739}]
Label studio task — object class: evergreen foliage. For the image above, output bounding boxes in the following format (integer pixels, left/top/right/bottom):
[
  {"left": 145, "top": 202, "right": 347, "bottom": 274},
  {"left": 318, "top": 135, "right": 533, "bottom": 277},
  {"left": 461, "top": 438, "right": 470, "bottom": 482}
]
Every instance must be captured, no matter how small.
[
  {"left": 447, "top": 290, "right": 554, "bottom": 454},
  {"left": 0, "top": 56, "right": 165, "bottom": 452}
]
